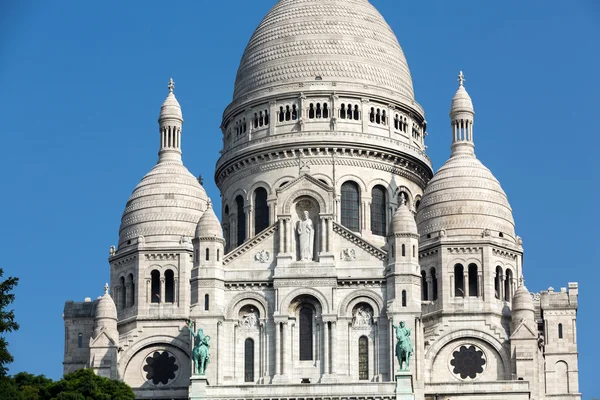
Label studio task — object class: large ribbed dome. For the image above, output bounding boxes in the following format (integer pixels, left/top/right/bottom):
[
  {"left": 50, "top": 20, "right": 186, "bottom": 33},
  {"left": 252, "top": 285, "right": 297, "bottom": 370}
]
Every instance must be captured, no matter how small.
[
  {"left": 118, "top": 161, "right": 208, "bottom": 249},
  {"left": 416, "top": 151, "right": 515, "bottom": 241},
  {"left": 233, "top": 0, "right": 414, "bottom": 102}
]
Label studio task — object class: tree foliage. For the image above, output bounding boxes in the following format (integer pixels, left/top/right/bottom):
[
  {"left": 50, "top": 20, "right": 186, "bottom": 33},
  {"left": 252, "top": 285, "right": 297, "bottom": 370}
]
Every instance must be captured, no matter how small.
[
  {"left": 0, "top": 268, "right": 19, "bottom": 378},
  {"left": 0, "top": 369, "right": 135, "bottom": 400}
]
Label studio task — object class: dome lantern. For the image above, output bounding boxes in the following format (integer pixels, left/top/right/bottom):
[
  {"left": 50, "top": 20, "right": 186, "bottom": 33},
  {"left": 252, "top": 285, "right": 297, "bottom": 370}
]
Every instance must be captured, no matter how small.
[
  {"left": 450, "top": 71, "right": 475, "bottom": 157},
  {"left": 158, "top": 78, "right": 183, "bottom": 164}
]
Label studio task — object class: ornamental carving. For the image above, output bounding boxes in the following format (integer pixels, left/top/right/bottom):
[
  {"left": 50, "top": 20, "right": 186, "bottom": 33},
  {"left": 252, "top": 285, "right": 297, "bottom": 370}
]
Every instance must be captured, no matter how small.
[
  {"left": 239, "top": 308, "right": 259, "bottom": 330},
  {"left": 255, "top": 250, "right": 270, "bottom": 263},
  {"left": 352, "top": 306, "right": 373, "bottom": 328},
  {"left": 341, "top": 248, "right": 356, "bottom": 261},
  {"left": 143, "top": 351, "right": 179, "bottom": 385}
]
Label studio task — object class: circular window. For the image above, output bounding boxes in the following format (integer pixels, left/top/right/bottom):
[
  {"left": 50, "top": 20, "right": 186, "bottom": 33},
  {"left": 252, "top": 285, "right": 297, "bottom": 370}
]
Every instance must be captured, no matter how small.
[
  {"left": 449, "top": 345, "right": 486, "bottom": 379},
  {"left": 143, "top": 351, "right": 179, "bottom": 385}
]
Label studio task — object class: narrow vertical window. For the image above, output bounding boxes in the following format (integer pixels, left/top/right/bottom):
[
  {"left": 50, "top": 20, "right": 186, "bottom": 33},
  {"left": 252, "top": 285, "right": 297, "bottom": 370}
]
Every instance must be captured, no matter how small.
[
  {"left": 468, "top": 264, "right": 478, "bottom": 297},
  {"left": 120, "top": 276, "right": 126, "bottom": 309},
  {"left": 504, "top": 269, "right": 513, "bottom": 301},
  {"left": 217, "top": 249, "right": 220, "bottom": 262},
  {"left": 128, "top": 273, "right": 135, "bottom": 307},
  {"left": 279, "top": 106, "right": 284, "bottom": 122},
  {"left": 151, "top": 270, "right": 160, "bottom": 303},
  {"left": 558, "top": 323, "right": 563, "bottom": 339},
  {"left": 341, "top": 181, "right": 360, "bottom": 232},
  {"left": 358, "top": 336, "right": 369, "bottom": 380},
  {"left": 244, "top": 338, "right": 255, "bottom": 382},
  {"left": 78, "top": 333, "right": 83, "bottom": 349},
  {"left": 454, "top": 264, "right": 465, "bottom": 297},
  {"left": 236, "top": 195, "right": 246, "bottom": 246},
  {"left": 204, "top": 294, "right": 209, "bottom": 311},
  {"left": 292, "top": 105, "right": 298, "bottom": 120},
  {"left": 431, "top": 268, "right": 438, "bottom": 301},
  {"left": 401, "top": 290, "right": 407, "bottom": 307},
  {"left": 495, "top": 266, "right": 502, "bottom": 299},
  {"left": 299, "top": 307, "right": 313, "bottom": 360},
  {"left": 309, "top": 104, "right": 315, "bottom": 119},
  {"left": 205, "top": 248, "right": 210, "bottom": 261},
  {"left": 340, "top": 104, "right": 346, "bottom": 119},
  {"left": 254, "top": 187, "right": 269, "bottom": 235},
  {"left": 353, "top": 105, "right": 359, "bottom": 120},
  {"left": 421, "top": 271, "right": 428, "bottom": 301},
  {"left": 323, "top": 103, "right": 329, "bottom": 118},
  {"left": 165, "top": 270, "right": 174, "bottom": 303},
  {"left": 316, "top": 103, "right": 322, "bottom": 118},
  {"left": 401, "top": 244, "right": 406, "bottom": 257},
  {"left": 370, "top": 185, "right": 386, "bottom": 236}
]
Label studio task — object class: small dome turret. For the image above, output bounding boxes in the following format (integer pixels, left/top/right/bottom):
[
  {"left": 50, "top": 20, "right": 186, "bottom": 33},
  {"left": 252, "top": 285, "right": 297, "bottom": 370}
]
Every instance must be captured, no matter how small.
[
  {"left": 391, "top": 194, "right": 418, "bottom": 235},
  {"left": 512, "top": 281, "right": 535, "bottom": 314},
  {"left": 195, "top": 200, "right": 223, "bottom": 238},
  {"left": 159, "top": 78, "right": 183, "bottom": 122},
  {"left": 93, "top": 284, "right": 118, "bottom": 339}
]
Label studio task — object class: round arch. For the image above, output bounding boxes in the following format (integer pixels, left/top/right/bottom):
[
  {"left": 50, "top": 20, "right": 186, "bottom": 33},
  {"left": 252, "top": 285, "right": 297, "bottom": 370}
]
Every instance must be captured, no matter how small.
[
  {"left": 118, "top": 334, "right": 190, "bottom": 378},
  {"left": 335, "top": 174, "right": 368, "bottom": 196},
  {"left": 224, "top": 292, "right": 270, "bottom": 320},
  {"left": 274, "top": 175, "right": 296, "bottom": 191},
  {"left": 338, "top": 290, "right": 385, "bottom": 317},
  {"left": 248, "top": 181, "right": 273, "bottom": 200},
  {"left": 424, "top": 329, "right": 511, "bottom": 382},
  {"left": 281, "top": 190, "right": 327, "bottom": 215},
  {"left": 366, "top": 179, "right": 394, "bottom": 200},
  {"left": 279, "top": 287, "right": 330, "bottom": 315}
]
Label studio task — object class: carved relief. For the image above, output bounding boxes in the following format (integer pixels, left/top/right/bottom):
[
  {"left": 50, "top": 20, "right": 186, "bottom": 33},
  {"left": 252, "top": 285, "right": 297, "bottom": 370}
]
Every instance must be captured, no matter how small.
[
  {"left": 294, "top": 197, "right": 319, "bottom": 262},
  {"left": 239, "top": 307, "right": 259, "bottom": 331},
  {"left": 254, "top": 250, "right": 270, "bottom": 263},
  {"left": 352, "top": 305, "right": 373, "bottom": 329},
  {"left": 341, "top": 248, "right": 356, "bottom": 261}
]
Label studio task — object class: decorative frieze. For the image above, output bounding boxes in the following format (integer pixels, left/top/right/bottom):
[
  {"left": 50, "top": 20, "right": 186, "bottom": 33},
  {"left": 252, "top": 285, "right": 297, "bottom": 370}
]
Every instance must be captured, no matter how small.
[
  {"left": 144, "top": 253, "right": 179, "bottom": 261},
  {"left": 274, "top": 278, "right": 337, "bottom": 287},
  {"left": 492, "top": 248, "right": 518, "bottom": 260},
  {"left": 447, "top": 247, "right": 481, "bottom": 255}
]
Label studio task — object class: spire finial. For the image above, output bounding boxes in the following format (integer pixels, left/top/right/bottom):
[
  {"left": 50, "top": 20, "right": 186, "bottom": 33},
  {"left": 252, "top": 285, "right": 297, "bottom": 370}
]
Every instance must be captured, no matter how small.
[
  {"left": 399, "top": 192, "right": 406, "bottom": 206},
  {"left": 168, "top": 78, "right": 175, "bottom": 93},
  {"left": 458, "top": 71, "right": 465, "bottom": 87},
  {"left": 104, "top": 283, "right": 110, "bottom": 295}
]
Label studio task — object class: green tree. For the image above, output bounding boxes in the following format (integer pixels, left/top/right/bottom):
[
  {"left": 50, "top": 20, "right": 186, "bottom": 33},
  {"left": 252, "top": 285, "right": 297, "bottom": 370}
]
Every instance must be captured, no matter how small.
[
  {"left": 0, "top": 268, "right": 19, "bottom": 377},
  {"left": 45, "top": 369, "right": 135, "bottom": 400}
]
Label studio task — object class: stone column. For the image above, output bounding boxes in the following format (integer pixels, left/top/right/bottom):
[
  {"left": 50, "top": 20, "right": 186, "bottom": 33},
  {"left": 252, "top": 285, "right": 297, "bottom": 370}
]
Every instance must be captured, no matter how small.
[
  {"left": 278, "top": 218, "right": 285, "bottom": 254},
  {"left": 245, "top": 205, "right": 253, "bottom": 239},
  {"left": 374, "top": 319, "right": 379, "bottom": 378},
  {"left": 498, "top": 271, "right": 504, "bottom": 301},
  {"left": 160, "top": 277, "right": 165, "bottom": 304},
  {"left": 477, "top": 272, "right": 483, "bottom": 299},
  {"left": 463, "top": 271, "right": 469, "bottom": 297},
  {"left": 269, "top": 100, "right": 277, "bottom": 136},
  {"left": 268, "top": 199, "right": 277, "bottom": 225},
  {"left": 282, "top": 321, "right": 289, "bottom": 376},
  {"left": 174, "top": 278, "right": 179, "bottom": 306},
  {"left": 146, "top": 280, "right": 150, "bottom": 304},
  {"left": 326, "top": 217, "right": 332, "bottom": 253},
  {"left": 217, "top": 321, "right": 223, "bottom": 384},
  {"left": 320, "top": 217, "right": 326, "bottom": 253},
  {"left": 450, "top": 273, "right": 455, "bottom": 298},
  {"left": 331, "top": 320, "right": 337, "bottom": 375},
  {"left": 426, "top": 277, "right": 432, "bottom": 302},
  {"left": 361, "top": 98, "right": 369, "bottom": 133},
  {"left": 285, "top": 217, "right": 292, "bottom": 255},
  {"left": 275, "top": 322, "right": 281, "bottom": 375},
  {"left": 324, "top": 321, "right": 330, "bottom": 375}
]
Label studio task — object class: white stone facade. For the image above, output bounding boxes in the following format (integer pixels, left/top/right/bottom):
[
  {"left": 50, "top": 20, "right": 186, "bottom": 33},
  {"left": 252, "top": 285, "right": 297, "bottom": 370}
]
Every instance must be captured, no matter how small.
[{"left": 62, "top": 1, "right": 580, "bottom": 399}]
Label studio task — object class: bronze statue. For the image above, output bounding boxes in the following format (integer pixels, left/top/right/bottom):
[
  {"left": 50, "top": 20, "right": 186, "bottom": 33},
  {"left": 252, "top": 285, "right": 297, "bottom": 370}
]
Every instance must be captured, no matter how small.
[
  {"left": 188, "top": 321, "right": 211, "bottom": 375},
  {"left": 392, "top": 318, "right": 413, "bottom": 371}
]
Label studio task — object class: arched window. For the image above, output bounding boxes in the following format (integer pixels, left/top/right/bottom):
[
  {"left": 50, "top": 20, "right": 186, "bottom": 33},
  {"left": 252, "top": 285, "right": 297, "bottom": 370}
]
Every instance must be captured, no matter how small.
[
  {"left": 323, "top": 103, "right": 329, "bottom": 118},
  {"left": 279, "top": 106, "right": 284, "bottom": 122},
  {"left": 376, "top": 108, "right": 381, "bottom": 124},
  {"left": 401, "top": 244, "right": 406, "bottom": 257},
  {"left": 369, "top": 107, "right": 375, "bottom": 122},
  {"left": 421, "top": 271, "right": 428, "bottom": 301},
  {"left": 292, "top": 105, "right": 298, "bottom": 120},
  {"left": 495, "top": 266, "right": 502, "bottom": 299},
  {"left": 468, "top": 264, "right": 478, "bottom": 297},
  {"left": 558, "top": 323, "right": 563, "bottom": 339},
  {"left": 358, "top": 336, "right": 368, "bottom": 380},
  {"left": 204, "top": 294, "right": 209, "bottom": 311},
  {"left": 299, "top": 307, "right": 313, "bottom": 360},
  {"left": 244, "top": 338, "right": 255, "bottom": 382},
  {"left": 217, "top": 249, "right": 220, "bottom": 262},
  {"left": 341, "top": 181, "right": 360, "bottom": 232},
  {"left": 127, "top": 273, "right": 135, "bottom": 307},
  {"left": 353, "top": 105, "right": 359, "bottom": 120},
  {"left": 454, "top": 264, "right": 465, "bottom": 297},
  {"left": 285, "top": 105, "right": 291, "bottom": 121},
  {"left": 431, "top": 268, "right": 438, "bottom": 300},
  {"left": 151, "top": 270, "right": 160, "bottom": 303},
  {"left": 264, "top": 110, "right": 269, "bottom": 125},
  {"left": 401, "top": 290, "right": 407, "bottom": 307},
  {"left": 555, "top": 361, "right": 569, "bottom": 393},
  {"left": 316, "top": 103, "right": 322, "bottom": 118},
  {"left": 504, "top": 269, "right": 513, "bottom": 301},
  {"left": 254, "top": 187, "right": 269, "bottom": 235},
  {"left": 165, "top": 270, "right": 175, "bottom": 303},
  {"left": 205, "top": 248, "right": 210, "bottom": 261},
  {"left": 309, "top": 103, "right": 315, "bottom": 119},
  {"left": 370, "top": 185, "right": 386, "bottom": 236},
  {"left": 119, "top": 276, "right": 126, "bottom": 309},
  {"left": 236, "top": 195, "right": 246, "bottom": 246},
  {"left": 78, "top": 333, "right": 83, "bottom": 348},
  {"left": 340, "top": 104, "right": 347, "bottom": 119}
]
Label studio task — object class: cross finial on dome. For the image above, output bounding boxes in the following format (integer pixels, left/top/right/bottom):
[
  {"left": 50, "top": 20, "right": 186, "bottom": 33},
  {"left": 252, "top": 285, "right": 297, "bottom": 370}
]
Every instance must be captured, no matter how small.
[
  {"left": 104, "top": 283, "right": 110, "bottom": 295},
  {"left": 168, "top": 78, "right": 175, "bottom": 93},
  {"left": 458, "top": 71, "right": 465, "bottom": 87}
]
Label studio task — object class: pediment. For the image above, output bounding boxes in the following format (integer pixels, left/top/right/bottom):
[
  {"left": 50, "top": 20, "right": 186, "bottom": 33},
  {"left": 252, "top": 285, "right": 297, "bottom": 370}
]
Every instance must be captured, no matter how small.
[
  {"left": 277, "top": 174, "right": 334, "bottom": 215},
  {"left": 332, "top": 222, "right": 387, "bottom": 262},
  {"left": 510, "top": 320, "right": 537, "bottom": 340},
  {"left": 224, "top": 223, "right": 277, "bottom": 266},
  {"left": 90, "top": 329, "right": 117, "bottom": 347}
]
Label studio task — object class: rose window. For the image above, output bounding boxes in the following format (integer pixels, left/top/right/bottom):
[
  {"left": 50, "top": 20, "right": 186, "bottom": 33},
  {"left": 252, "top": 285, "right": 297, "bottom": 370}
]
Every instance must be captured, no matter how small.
[
  {"left": 450, "top": 345, "right": 486, "bottom": 379},
  {"left": 143, "top": 351, "right": 179, "bottom": 385}
]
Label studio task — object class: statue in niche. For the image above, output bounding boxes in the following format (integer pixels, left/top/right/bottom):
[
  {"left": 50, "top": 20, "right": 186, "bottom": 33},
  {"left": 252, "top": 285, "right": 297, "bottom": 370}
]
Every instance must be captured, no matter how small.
[
  {"left": 392, "top": 318, "right": 413, "bottom": 371},
  {"left": 241, "top": 308, "right": 259, "bottom": 329},
  {"left": 352, "top": 306, "right": 373, "bottom": 327},
  {"left": 296, "top": 210, "right": 314, "bottom": 261}
]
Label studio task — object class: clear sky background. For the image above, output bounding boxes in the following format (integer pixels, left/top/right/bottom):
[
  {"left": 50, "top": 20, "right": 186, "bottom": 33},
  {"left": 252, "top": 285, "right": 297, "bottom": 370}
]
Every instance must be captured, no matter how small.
[{"left": 1, "top": 0, "right": 598, "bottom": 396}]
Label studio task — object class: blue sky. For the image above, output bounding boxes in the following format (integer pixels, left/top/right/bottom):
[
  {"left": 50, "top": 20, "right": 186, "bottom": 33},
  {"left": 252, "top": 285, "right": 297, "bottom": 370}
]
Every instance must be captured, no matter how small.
[{"left": 1, "top": 0, "right": 598, "bottom": 396}]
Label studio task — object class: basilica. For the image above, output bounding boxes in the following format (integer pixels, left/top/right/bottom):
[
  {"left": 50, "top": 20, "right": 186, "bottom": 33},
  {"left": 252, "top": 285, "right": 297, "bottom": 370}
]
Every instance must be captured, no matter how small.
[{"left": 62, "top": 0, "right": 581, "bottom": 399}]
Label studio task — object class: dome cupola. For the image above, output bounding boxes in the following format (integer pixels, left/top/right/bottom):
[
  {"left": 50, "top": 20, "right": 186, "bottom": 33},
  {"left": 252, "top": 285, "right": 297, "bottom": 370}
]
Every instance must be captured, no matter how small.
[
  {"left": 391, "top": 193, "right": 418, "bottom": 235},
  {"left": 117, "top": 80, "right": 208, "bottom": 251},
  {"left": 416, "top": 73, "right": 515, "bottom": 242},
  {"left": 195, "top": 200, "right": 223, "bottom": 239},
  {"left": 511, "top": 279, "right": 535, "bottom": 330},
  {"left": 93, "top": 284, "right": 118, "bottom": 340}
]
